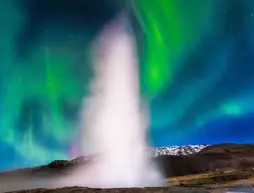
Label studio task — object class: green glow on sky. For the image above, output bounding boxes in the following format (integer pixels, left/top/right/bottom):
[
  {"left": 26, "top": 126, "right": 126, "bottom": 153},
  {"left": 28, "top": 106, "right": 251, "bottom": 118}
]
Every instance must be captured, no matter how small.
[{"left": 132, "top": 0, "right": 214, "bottom": 96}]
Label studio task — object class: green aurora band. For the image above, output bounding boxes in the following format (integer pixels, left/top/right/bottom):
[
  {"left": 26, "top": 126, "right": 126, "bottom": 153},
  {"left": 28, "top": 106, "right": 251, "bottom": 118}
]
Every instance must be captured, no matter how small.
[{"left": 1, "top": 0, "right": 254, "bottom": 170}]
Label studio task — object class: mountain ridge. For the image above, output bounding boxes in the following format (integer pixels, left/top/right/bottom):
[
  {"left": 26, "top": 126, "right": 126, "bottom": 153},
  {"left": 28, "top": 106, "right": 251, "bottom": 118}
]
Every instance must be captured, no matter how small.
[{"left": 147, "top": 144, "right": 209, "bottom": 156}]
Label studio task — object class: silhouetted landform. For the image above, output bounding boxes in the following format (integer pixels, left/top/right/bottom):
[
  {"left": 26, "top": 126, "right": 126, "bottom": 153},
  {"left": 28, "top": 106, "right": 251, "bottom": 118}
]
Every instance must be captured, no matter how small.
[
  {"left": 1, "top": 143, "right": 254, "bottom": 192},
  {"left": 42, "top": 143, "right": 254, "bottom": 177},
  {"left": 1, "top": 143, "right": 254, "bottom": 179},
  {"left": 158, "top": 143, "right": 254, "bottom": 178}
]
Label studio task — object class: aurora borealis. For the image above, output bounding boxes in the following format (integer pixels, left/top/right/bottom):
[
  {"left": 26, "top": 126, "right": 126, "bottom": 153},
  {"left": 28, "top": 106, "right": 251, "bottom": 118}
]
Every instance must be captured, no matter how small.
[{"left": 1, "top": 0, "right": 254, "bottom": 171}]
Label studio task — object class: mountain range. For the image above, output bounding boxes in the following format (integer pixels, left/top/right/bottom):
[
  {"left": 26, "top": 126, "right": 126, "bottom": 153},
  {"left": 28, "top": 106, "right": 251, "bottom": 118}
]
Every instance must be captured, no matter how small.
[{"left": 147, "top": 144, "right": 209, "bottom": 156}]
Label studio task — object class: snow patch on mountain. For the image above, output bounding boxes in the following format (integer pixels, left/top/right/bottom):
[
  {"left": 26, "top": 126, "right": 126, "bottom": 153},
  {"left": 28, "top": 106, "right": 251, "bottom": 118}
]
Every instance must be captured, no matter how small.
[
  {"left": 147, "top": 145, "right": 209, "bottom": 157},
  {"left": 69, "top": 145, "right": 210, "bottom": 165}
]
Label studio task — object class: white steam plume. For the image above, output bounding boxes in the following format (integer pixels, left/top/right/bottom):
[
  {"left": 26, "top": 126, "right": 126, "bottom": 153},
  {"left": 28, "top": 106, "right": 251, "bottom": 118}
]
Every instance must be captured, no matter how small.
[
  {"left": 72, "top": 14, "right": 164, "bottom": 188},
  {"left": 0, "top": 15, "right": 164, "bottom": 192}
]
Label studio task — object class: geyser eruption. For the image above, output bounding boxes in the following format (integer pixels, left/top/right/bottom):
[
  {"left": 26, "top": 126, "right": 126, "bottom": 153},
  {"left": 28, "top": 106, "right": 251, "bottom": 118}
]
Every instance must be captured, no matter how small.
[
  {"left": 0, "top": 14, "right": 164, "bottom": 193},
  {"left": 78, "top": 15, "right": 164, "bottom": 188}
]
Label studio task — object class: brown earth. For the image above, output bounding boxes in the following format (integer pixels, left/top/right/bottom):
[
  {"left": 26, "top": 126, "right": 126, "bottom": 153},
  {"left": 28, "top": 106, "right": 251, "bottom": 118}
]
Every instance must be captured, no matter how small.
[
  {"left": 4, "top": 143, "right": 254, "bottom": 179},
  {"left": 7, "top": 186, "right": 209, "bottom": 193},
  {"left": 1, "top": 143, "right": 254, "bottom": 192},
  {"left": 156, "top": 143, "right": 254, "bottom": 178}
]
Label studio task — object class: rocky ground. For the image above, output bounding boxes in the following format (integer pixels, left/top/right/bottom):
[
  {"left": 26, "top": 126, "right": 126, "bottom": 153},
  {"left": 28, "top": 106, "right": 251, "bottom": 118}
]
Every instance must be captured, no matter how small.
[
  {"left": 7, "top": 186, "right": 209, "bottom": 193},
  {"left": 1, "top": 143, "right": 254, "bottom": 193},
  {"left": 157, "top": 143, "right": 254, "bottom": 178}
]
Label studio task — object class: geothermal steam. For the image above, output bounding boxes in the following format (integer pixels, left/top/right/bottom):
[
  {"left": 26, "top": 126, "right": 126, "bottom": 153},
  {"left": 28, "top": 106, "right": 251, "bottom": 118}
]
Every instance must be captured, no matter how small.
[
  {"left": 77, "top": 16, "right": 163, "bottom": 188},
  {"left": 0, "top": 16, "right": 163, "bottom": 192}
]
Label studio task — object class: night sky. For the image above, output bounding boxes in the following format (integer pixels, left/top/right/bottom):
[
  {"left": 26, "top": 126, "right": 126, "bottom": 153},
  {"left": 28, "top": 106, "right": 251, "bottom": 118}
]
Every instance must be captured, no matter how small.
[{"left": 1, "top": 0, "right": 254, "bottom": 171}]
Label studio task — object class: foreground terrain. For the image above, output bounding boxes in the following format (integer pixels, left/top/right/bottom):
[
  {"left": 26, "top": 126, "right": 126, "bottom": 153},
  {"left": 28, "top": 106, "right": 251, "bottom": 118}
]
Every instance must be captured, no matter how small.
[
  {"left": 1, "top": 143, "right": 254, "bottom": 192},
  {"left": 7, "top": 187, "right": 209, "bottom": 193}
]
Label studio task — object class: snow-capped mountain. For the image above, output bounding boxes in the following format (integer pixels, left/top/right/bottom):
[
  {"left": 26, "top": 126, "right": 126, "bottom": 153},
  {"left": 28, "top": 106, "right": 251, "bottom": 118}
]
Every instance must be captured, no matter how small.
[
  {"left": 147, "top": 145, "right": 209, "bottom": 157},
  {"left": 69, "top": 145, "right": 209, "bottom": 164},
  {"left": 47, "top": 145, "right": 210, "bottom": 168}
]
